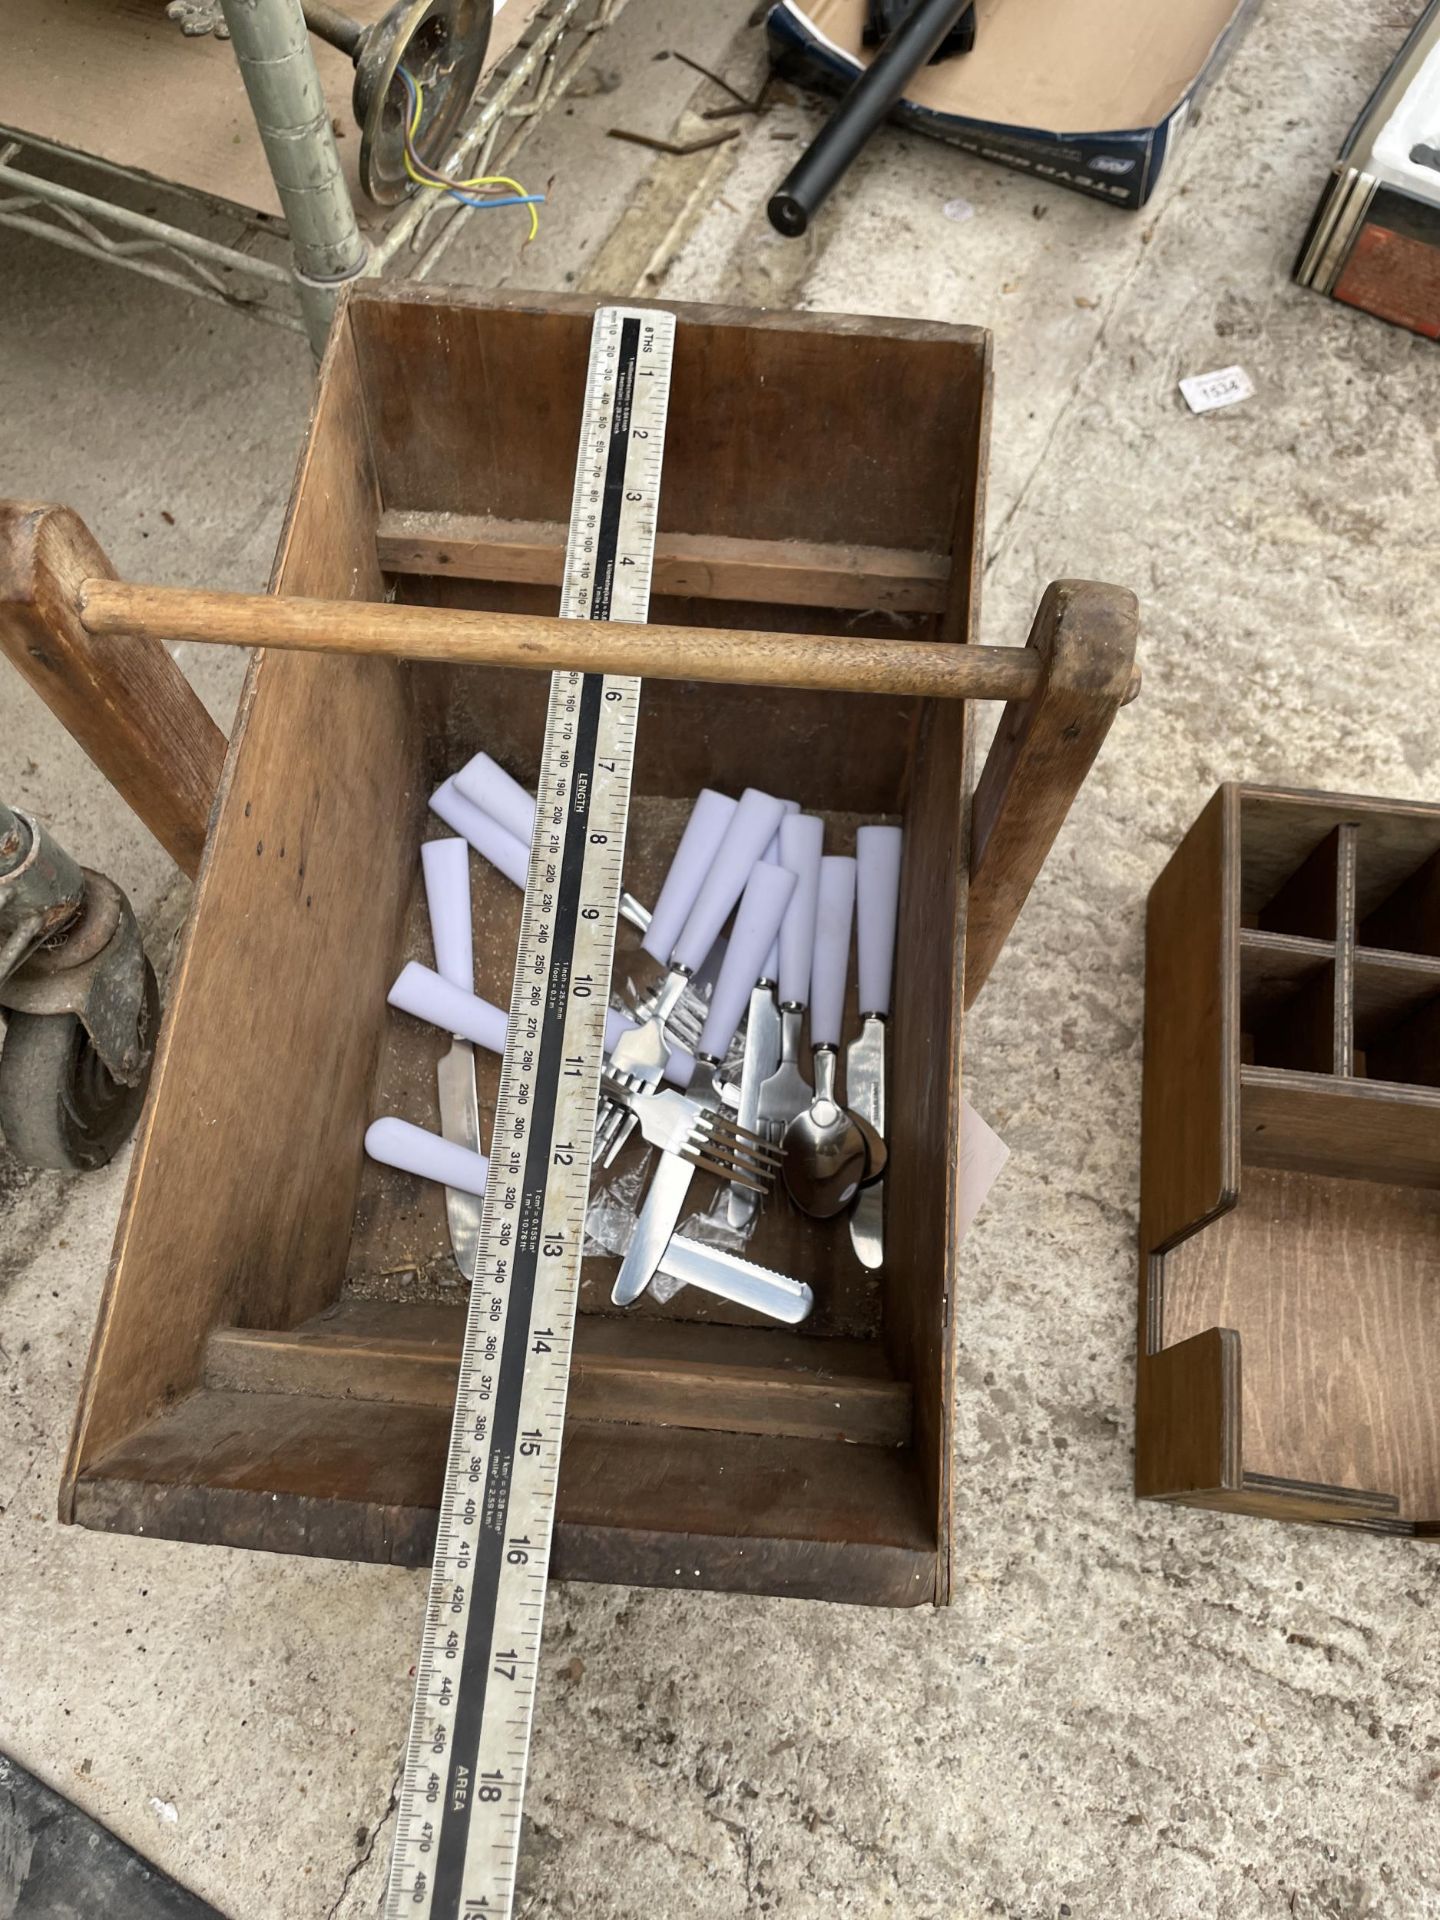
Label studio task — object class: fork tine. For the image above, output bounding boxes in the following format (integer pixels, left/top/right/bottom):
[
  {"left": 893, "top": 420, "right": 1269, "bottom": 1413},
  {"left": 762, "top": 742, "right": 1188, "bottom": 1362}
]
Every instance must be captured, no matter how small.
[
  {"left": 685, "top": 1129, "right": 778, "bottom": 1185},
  {"left": 708, "top": 1150, "right": 782, "bottom": 1185},
  {"left": 700, "top": 1108, "right": 769, "bottom": 1146},
  {"left": 697, "top": 1115, "right": 783, "bottom": 1168},
  {"left": 682, "top": 1147, "right": 769, "bottom": 1192}
]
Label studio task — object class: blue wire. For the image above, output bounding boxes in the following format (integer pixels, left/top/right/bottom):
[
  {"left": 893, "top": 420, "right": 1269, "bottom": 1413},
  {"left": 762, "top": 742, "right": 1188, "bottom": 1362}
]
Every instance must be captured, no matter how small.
[
  {"left": 446, "top": 191, "right": 546, "bottom": 210},
  {"left": 396, "top": 65, "right": 545, "bottom": 214}
]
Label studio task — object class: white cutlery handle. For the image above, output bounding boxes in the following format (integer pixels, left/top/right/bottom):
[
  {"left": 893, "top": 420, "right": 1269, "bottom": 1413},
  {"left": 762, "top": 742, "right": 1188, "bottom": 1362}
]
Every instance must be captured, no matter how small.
[
  {"left": 366, "top": 1116, "right": 489, "bottom": 1198},
  {"left": 760, "top": 800, "right": 800, "bottom": 981},
  {"left": 641, "top": 789, "right": 738, "bottom": 966},
  {"left": 452, "top": 751, "right": 536, "bottom": 846},
  {"left": 697, "top": 862, "right": 796, "bottom": 1060},
  {"left": 777, "top": 813, "right": 824, "bottom": 1008},
  {"left": 421, "top": 838, "right": 474, "bottom": 994},
  {"left": 660, "top": 1238, "right": 813, "bottom": 1324},
  {"left": 856, "top": 825, "right": 903, "bottom": 1017},
  {"left": 671, "top": 788, "right": 787, "bottom": 976},
  {"left": 430, "top": 779, "right": 531, "bottom": 891},
  {"left": 389, "top": 961, "right": 508, "bottom": 1054},
  {"left": 604, "top": 1009, "right": 695, "bottom": 1087},
  {"left": 809, "top": 855, "right": 856, "bottom": 1049}
]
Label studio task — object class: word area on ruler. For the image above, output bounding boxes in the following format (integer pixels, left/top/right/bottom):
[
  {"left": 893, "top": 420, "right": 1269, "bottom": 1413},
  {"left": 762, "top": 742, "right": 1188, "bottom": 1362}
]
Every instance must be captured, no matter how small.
[{"left": 384, "top": 303, "right": 676, "bottom": 1920}]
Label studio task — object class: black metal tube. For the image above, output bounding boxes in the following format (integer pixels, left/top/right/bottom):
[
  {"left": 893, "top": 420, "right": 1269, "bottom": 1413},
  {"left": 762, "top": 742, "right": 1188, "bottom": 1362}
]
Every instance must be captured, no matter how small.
[
  {"left": 768, "top": 0, "right": 972, "bottom": 237},
  {"left": 301, "top": 0, "right": 365, "bottom": 58}
]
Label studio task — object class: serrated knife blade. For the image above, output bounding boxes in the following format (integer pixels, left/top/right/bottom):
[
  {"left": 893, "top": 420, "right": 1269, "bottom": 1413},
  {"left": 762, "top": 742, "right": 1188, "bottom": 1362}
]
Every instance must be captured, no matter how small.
[{"left": 658, "top": 1232, "right": 814, "bottom": 1323}]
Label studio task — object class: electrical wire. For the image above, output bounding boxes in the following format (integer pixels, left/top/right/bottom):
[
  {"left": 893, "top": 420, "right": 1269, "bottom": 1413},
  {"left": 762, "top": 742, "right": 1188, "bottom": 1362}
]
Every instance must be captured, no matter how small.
[{"left": 398, "top": 67, "right": 543, "bottom": 241}]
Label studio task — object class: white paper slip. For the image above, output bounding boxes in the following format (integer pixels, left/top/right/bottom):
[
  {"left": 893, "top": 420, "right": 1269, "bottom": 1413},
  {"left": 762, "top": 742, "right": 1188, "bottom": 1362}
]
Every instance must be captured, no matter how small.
[
  {"left": 1179, "top": 365, "right": 1254, "bottom": 415},
  {"left": 958, "top": 1097, "right": 1010, "bottom": 1242}
]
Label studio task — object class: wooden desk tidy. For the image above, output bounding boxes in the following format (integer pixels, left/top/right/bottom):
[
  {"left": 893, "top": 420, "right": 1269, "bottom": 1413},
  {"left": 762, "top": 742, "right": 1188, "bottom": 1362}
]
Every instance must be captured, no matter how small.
[{"left": 1138, "top": 782, "right": 1440, "bottom": 1535}]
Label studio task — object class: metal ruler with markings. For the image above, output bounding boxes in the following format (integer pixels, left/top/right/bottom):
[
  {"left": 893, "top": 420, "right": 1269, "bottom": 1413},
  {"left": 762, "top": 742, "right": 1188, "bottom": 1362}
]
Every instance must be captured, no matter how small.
[{"left": 384, "top": 305, "right": 675, "bottom": 1920}]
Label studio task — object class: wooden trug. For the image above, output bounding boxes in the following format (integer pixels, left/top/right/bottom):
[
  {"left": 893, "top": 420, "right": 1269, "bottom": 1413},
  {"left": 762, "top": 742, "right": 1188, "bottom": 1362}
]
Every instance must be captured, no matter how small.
[{"left": 0, "top": 287, "right": 1138, "bottom": 1606}]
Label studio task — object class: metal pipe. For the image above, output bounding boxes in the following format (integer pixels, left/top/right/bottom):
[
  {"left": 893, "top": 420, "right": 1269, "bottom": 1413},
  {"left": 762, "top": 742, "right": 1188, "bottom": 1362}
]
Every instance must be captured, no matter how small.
[
  {"left": 301, "top": 0, "right": 365, "bottom": 56},
  {"left": 768, "top": 0, "right": 972, "bottom": 237},
  {"left": 0, "top": 160, "right": 292, "bottom": 284},
  {"left": 0, "top": 208, "right": 305, "bottom": 332},
  {"left": 0, "top": 211, "right": 305, "bottom": 334},
  {"left": 214, "top": 0, "right": 371, "bottom": 352}
]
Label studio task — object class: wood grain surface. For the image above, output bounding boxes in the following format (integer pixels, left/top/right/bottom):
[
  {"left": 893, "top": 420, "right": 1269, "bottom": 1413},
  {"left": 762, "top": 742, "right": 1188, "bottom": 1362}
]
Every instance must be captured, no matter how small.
[
  {"left": 0, "top": 502, "right": 226, "bottom": 876},
  {"left": 1161, "top": 1168, "right": 1440, "bottom": 1520},
  {"left": 62, "top": 317, "right": 406, "bottom": 1511},
  {"left": 376, "top": 511, "right": 952, "bottom": 614},
  {"left": 78, "top": 579, "right": 1037, "bottom": 702}
]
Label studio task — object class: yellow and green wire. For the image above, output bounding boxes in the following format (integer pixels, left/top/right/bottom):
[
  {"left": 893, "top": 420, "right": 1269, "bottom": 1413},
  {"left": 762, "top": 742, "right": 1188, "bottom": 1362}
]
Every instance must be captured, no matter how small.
[{"left": 398, "top": 67, "right": 543, "bottom": 240}]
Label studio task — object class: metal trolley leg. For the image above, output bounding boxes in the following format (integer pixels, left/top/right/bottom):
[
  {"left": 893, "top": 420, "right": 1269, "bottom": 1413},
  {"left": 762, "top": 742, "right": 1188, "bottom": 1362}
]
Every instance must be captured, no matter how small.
[{"left": 216, "top": 0, "right": 373, "bottom": 354}]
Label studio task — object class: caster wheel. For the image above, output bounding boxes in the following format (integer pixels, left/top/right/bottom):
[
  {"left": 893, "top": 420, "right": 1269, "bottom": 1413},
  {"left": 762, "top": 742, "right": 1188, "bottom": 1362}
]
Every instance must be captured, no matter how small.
[{"left": 0, "top": 960, "right": 160, "bottom": 1172}]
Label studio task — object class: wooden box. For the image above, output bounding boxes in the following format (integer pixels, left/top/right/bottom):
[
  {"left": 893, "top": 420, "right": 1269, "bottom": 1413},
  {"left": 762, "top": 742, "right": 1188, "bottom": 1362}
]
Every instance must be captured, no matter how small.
[
  {"left": 1138, "top": 783, "right": 1440, "bottom": 1536},
  {"left": 44, "top": 287, "right": 1135, "bottom": 1606}
]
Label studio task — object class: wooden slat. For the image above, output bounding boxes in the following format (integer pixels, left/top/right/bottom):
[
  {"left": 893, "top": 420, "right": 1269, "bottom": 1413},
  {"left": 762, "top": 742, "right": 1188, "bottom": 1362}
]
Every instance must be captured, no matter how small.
[
  {"left": 347, "top": 289, "right": 988, "bottom": 555},
  {"left": 0, "top": 502, "right": 226, "bottom": 877},
  {"left": 1134, "top": 1326, "right": 1241, "bottom": 1500},
  {"left": 965, "top": 579, "right": 1139, "bottom": 1008},
  {"left": 1240, "top": 1067, "right": 1440, "bottom": 1185},
  {"left": 76, "top": 578, "right": 1039, "bottom": 704},
  {"left": 1134, "top": 788, "right": 1242, "bottom": 1502},
  {"left": 204, "top": 1307, "right": 913, "bottom": 1447},
  {"left": 74, "top": 1388, "right": 938, "bottom": 1604},
  {"left": 61, "top": 316, "right": 408, "bottom": 1510},
  {"left": 375, "top": 511, "right": 951, "bottom": 613},
  {"left": 880, "top": 693, "right": 967, "bottom": 1604}
]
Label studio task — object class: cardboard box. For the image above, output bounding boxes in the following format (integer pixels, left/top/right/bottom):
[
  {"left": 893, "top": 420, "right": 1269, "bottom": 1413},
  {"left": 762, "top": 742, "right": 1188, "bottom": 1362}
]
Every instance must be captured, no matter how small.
[{"left": 767, "top": 0, "right": 1254, "bottom": 211}]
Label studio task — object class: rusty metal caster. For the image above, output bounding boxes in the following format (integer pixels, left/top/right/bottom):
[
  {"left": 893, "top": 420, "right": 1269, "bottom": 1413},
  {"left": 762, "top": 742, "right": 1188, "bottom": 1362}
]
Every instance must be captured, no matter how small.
[{"left": 0, "top": 802, "right": 158, "bottom": 1172}]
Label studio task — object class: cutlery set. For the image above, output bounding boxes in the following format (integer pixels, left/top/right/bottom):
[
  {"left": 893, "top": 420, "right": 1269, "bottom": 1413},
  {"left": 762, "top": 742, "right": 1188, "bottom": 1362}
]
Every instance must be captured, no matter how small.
[{"left": 365, "top": 751, "right": 903, "bottom": 1325}]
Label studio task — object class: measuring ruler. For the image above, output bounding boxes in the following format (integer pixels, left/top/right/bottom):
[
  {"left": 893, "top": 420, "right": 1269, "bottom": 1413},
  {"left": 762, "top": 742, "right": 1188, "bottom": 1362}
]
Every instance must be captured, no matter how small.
[{"left": 385, "top": 305, "right": 676, "bottom": 1920}]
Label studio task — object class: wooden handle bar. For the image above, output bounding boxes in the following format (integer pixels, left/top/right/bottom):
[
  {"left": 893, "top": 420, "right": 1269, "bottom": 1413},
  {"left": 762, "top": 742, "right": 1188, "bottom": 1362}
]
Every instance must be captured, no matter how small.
[{"left": 77, "top": 579, "right": 1044, "bottom": 704}]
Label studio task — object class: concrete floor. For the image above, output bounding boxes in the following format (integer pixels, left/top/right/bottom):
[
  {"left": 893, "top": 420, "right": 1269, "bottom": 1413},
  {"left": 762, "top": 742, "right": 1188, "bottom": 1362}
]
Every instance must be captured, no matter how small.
[{"left": 3, "top": 0, "right": 1440, "bottom": 1913}]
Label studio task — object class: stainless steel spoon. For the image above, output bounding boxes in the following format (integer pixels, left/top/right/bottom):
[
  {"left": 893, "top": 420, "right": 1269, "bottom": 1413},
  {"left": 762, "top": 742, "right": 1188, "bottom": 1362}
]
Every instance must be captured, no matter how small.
[{"left": 782, "top": 1043, "right": 869, "bottom": 1218}]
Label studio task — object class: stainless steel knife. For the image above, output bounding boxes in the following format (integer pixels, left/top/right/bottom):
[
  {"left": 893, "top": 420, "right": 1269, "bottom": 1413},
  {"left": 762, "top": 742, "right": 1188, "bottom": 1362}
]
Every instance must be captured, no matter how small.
[
  {"left": 421, "top": 837, "right": 485, "bottom": 1281},
  {"left": 611, "top": 1147, "right": 697, "bottom": 1306},
  {"left": 847, "top": 825, "right": 903, "bottom": 1272},
  {"left": 726, "top": 977, "right": 782, "bottom": 1227},
  {"left": 846, "top": 1013, "right": 886, "bottom": 1270},
  {"left": 435, "top": 1036, "right": 484, "bottom": 1279}
]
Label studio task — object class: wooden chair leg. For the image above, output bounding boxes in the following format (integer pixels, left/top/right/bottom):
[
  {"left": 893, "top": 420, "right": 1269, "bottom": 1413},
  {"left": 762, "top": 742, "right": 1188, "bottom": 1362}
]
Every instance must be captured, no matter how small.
[
  {"left": 964, "top": 578, "right": 1139, "bottom": 1008},
  {"left": 0, "top": 503, "right": 227, "bottom": 879}
]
